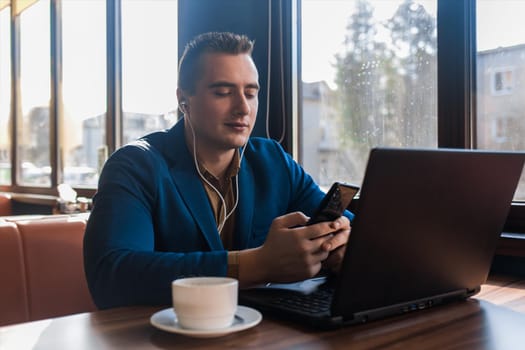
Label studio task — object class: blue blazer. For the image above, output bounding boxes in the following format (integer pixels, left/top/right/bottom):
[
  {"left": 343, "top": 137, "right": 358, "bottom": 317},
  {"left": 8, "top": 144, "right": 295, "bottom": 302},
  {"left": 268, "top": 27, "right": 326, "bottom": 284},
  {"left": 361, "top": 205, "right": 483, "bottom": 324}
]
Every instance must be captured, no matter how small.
[{"left": 84, "top": 119, "right": 353, "bottom": 309}]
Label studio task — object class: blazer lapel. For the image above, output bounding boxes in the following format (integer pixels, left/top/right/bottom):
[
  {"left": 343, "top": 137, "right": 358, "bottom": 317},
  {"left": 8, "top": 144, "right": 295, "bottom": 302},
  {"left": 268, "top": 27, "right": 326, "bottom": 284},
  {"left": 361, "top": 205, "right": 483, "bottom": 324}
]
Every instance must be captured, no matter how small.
[{"left": 163, "top": 121, "right": 223, "bottom": 251}]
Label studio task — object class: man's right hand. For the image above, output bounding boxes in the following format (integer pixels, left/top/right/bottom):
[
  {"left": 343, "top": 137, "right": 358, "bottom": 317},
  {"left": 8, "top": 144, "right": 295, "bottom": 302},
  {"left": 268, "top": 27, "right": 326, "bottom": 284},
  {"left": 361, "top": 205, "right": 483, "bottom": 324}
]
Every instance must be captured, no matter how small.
[{"left": 238, "top": 211, "right": 341, "bottom": 287}]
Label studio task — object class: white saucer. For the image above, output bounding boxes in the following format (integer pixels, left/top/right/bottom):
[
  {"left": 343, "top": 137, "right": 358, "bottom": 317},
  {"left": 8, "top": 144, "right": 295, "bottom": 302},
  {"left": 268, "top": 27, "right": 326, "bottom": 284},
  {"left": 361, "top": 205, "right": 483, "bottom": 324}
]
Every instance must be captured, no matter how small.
[{"left": 150, "top": 305, "right": 262, "bottom": 338}]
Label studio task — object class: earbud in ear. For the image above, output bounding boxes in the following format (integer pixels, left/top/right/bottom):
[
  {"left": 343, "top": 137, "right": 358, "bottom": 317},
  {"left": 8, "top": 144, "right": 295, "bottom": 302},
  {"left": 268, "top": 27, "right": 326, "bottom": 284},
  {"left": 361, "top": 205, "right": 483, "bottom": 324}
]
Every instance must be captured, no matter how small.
[{"left": 179, "top": 101, "right": 188, "bottom": 114}]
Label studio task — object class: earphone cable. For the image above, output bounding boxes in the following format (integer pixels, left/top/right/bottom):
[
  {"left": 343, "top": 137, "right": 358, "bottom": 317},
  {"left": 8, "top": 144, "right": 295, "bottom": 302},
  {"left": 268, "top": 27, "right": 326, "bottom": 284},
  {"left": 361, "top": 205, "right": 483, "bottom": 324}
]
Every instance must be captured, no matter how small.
[{"left": 187, "top": 118, "right": 245, "bottom": 234}]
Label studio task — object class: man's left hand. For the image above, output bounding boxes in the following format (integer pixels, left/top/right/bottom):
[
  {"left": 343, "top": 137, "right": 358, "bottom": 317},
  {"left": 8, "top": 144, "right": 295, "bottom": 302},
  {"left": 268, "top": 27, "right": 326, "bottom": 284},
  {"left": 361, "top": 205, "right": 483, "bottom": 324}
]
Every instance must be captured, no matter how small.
[{"left": 319, "top": 216, "right": 351, "bottom": 273}]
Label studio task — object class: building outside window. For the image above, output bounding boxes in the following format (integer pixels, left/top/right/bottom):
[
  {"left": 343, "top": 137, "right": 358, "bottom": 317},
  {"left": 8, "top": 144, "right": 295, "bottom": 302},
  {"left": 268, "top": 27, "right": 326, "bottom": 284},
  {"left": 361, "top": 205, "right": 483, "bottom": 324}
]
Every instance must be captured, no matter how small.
[{"left": 477, "top": 0, "right": 525, "bottom": 200}]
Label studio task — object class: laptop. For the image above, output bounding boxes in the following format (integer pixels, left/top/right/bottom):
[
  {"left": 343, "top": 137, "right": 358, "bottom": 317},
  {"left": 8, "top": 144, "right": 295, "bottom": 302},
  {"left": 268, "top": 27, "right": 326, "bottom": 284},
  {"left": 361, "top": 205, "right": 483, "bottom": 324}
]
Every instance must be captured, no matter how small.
[{"left": 239, "top": 147, "right": 525, "bottom": 329}]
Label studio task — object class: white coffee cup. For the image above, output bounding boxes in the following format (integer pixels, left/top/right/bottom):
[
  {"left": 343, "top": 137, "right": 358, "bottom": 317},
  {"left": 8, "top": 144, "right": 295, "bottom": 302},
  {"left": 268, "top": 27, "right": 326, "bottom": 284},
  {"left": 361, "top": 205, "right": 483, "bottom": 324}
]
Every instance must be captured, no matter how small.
[{"left": 172, "top": 277, "right": 238, "bottom": 330}]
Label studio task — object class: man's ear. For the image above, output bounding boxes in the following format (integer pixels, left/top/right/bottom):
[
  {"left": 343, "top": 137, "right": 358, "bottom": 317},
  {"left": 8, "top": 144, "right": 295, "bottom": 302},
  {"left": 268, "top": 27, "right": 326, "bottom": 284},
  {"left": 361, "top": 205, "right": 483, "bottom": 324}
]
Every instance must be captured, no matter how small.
[{"left": 177, "top": 89, "right": 189, "bottom": 114}]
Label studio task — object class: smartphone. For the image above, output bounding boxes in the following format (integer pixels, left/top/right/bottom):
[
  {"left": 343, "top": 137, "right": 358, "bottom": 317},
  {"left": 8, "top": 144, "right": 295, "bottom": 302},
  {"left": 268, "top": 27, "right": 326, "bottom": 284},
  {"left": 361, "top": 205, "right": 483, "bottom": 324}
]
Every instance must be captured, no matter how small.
[{"left": 307, "top": 182, "right": 359, "bottom": 225}]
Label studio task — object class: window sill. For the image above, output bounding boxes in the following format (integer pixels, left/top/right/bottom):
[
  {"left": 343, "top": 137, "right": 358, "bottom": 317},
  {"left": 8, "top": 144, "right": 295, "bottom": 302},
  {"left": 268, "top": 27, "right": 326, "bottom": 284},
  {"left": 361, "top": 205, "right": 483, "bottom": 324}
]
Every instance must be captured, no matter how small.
[
  {"left": 496, "top": 232, "right": 525, "bottom": 257},
  {"left": 4, "top": 193, "right": 58, "bottom": 215},
  {"left": 10, "top": 193, "right": 58, "bottom": 206}
]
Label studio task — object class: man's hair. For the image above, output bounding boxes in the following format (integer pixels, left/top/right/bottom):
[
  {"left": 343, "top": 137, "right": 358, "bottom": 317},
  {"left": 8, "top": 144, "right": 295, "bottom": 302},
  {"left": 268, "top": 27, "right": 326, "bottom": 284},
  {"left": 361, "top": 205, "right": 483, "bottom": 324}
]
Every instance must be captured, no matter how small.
[{"left": 178, "top": 32, "right": 254, "bottom": 94}]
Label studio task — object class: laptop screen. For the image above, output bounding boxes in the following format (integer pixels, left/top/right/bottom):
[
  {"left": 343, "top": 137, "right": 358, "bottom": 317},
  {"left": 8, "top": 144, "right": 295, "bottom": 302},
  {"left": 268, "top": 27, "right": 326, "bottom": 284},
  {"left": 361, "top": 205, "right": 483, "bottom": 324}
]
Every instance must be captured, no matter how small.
[{"left": 332, "top": 148, "right": 525, "bottom": 318}]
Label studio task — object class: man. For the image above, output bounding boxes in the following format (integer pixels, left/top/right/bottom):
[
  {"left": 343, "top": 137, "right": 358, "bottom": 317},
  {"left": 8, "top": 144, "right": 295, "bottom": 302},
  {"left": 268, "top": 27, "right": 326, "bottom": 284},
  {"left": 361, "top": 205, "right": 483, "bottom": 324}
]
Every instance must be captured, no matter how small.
[{"left": 84, "top": 32, "right": 352, "bottom": 309}]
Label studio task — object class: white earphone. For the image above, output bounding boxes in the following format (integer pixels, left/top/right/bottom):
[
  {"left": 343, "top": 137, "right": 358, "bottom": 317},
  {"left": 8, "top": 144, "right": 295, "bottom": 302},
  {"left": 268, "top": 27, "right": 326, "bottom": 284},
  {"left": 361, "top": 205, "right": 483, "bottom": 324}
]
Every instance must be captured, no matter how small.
[
  {"left": 180, "top": 101, "right": 188, "bottom": 115},
  {"left": 183, "top": 100, "right": 244, "bottom": 234}
]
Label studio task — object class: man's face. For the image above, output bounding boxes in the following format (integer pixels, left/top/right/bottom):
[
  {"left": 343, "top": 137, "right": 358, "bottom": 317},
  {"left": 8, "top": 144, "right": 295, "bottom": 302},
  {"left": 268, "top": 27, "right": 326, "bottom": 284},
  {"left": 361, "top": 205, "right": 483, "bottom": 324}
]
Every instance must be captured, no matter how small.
[{"left": 184, "top": 52, "right": 259, "bottom": 153}]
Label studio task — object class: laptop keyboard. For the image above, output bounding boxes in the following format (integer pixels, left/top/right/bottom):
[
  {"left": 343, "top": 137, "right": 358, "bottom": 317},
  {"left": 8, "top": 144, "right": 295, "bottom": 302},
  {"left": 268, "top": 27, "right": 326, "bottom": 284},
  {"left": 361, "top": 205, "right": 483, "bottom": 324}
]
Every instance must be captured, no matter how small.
[{"left": 269, "top": 286, "right": 334, "bottom": 315}]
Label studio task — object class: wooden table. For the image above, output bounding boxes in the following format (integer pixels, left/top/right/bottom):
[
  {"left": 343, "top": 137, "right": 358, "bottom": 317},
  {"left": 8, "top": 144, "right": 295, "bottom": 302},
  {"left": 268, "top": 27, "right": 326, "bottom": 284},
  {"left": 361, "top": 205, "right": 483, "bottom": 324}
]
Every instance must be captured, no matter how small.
[{"left": 2, "top": 275, "right": 525, "bottom": 350}]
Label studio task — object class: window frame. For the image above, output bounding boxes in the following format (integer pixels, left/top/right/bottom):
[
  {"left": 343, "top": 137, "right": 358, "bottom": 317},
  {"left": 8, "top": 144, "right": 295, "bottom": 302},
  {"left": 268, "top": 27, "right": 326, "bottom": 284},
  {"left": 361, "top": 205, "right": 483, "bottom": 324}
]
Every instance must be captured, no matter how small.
[
  {"left": 0, "top": 0, "right": 120, "bottom": 199},
  {"left": 491, "top": 68, "right": 515, "bottom": 96},
  {"left": 0, "top": 0, "right": 524, "bottom": 239},
  {"left": 296, "top": 0, "right": 525, "bottom": 240},
  {"left": 436, "top": 0, "right": 525, "bottom": 235}
]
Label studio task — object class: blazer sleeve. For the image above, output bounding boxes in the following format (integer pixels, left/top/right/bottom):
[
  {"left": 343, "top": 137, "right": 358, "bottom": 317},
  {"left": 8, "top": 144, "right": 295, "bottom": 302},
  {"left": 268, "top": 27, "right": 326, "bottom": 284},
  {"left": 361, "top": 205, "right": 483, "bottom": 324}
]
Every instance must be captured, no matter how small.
[{"left": 83, "top": 141, "right": 227, "bottom": 309}]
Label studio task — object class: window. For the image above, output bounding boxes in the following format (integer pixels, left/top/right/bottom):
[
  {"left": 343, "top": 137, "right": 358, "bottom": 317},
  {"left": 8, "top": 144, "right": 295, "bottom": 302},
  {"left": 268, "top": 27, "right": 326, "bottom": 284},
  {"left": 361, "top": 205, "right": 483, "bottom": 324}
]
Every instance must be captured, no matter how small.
[
  {"left": 0, "top": 0, "right": 524, "bottom": 233},
  {"left": 0, "top": 0, "right": 180, "bottom": 195},
  {"left": 62, "top": 0, "right": 106, "bottom": 188},
  {"left": 491, "top": 69, "right": 514, "bottom": 95},
  {"left": 477, "top": 0, "right": 525, "bottom": 201},
  {"left": 0, "top": 4, "right": 10, "bottom": 185},
  {"left": 18, "top": 0, "right": 51, "bottom": 186},
  {"left": 121, "top": 0, "right": 178, "bottom": 145},
  {"left": 300, "top": 0, "right": 437, "bottom": 188},
  {"left": 491, "top": 117, "right": 511, "bottom": 143}
]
